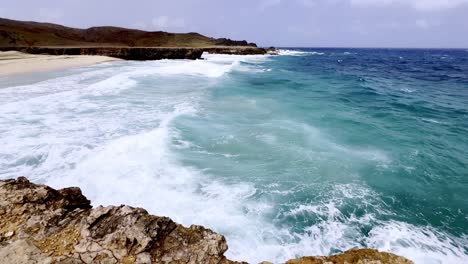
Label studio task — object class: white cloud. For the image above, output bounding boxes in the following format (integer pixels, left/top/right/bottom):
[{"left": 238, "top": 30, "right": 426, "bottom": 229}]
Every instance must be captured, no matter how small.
[
  {"left": 151, "top": 16, "right": 185, "bottom": 30},
  {"left": 36, "top": 7, "right": 64, "bottom": 23},
  {"left": 351, "top": 0, "right": 468, "bottom": 10}
]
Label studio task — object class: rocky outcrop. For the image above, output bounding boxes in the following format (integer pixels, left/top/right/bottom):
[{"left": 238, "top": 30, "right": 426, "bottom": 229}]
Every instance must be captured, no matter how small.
[
  {"left": 0, "top": 47, "right": 204, "bottom": 60},
  {"left": 0, "top": 18, "right": 273, "bottom": 60},
  {"left": 0, "top": 177, "right": 237, "bottom": 264},
  {"left": 203, "top": 47, "right": 267, "bottom": 55},
  {"left": 0, "top": 177, "right": 413, "bottom": 264},
  {"left": 284, "top": 249, "right": 413, "bottom": 264},
  {"left": 0, "top": 46, "right": 271, "bottom": 60},
  {"left": 213, "top": 39, "right": 257, "bottom": 47},
  {"left": 265, "top": 47, "right": 279, "bottom": 55}
]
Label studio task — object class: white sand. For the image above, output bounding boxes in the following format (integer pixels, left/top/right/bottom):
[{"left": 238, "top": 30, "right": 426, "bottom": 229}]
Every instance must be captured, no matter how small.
[{"left": 0, "top": 51, "right": 120, "bottom": 76}]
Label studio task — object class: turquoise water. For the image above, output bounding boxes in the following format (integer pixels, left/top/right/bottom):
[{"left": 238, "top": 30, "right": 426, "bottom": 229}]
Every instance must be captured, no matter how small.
[{"left": 0, "top": 50, "right": 467, "bottom": 263}]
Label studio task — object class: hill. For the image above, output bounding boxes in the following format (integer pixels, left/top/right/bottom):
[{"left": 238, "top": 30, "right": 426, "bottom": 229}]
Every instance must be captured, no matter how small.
[{"left": 0, "top": 17, "right": 257, "bottom": 48}]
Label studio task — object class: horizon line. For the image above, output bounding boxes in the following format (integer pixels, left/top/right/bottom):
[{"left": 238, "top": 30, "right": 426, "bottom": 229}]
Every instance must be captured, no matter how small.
[{"left": 271, "top": 46, "right": 468, "bottom": 50}]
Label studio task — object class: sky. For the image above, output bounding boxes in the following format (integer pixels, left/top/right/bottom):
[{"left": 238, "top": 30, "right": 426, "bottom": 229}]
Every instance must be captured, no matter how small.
[{"left": 1, "top": 0, "right": 467, "bottom": 48}]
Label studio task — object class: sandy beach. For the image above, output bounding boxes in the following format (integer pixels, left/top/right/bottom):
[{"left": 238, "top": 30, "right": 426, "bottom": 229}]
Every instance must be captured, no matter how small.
[{"left": 0, "top": 51, "right": 120, "bottom": 76}]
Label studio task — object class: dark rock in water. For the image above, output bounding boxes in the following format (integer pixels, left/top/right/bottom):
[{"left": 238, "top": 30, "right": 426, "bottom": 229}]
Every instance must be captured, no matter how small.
[
  {"left": 213, "top": 38, "right": 257, "bottom": 47},
  {"left": 0, "top": 177, "right": 413, "bottom": 263},
  {"left": 266, "top": 47, "right": 279, "bottom": 55}
]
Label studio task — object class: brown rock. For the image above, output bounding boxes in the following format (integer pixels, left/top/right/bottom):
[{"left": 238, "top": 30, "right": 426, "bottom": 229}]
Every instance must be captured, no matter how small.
[
  {"left": 286, "top": 249, "right": 413, "bottom": 264},
  {"left": 0, "top": 177, "right": 412, "bottom": 264},
  {"left": 0, "top": 177, "right": 237, "bottom": 264}
]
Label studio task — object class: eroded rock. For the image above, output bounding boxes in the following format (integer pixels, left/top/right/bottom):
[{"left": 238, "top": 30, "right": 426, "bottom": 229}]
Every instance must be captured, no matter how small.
[
  {"left": 0, "top": 177, "right": 413, "bottom": 264},
  {"left": 286, "top": 249, "right": 413, "bottom": 264},
  {"left": 0, "top": 177, "right": 236, "bottom": 264}
]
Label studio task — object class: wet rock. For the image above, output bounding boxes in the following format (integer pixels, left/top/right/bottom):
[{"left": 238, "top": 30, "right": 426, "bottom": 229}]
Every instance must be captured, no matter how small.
[{"left": 286, "top": 249, "right": 413, "bottom": 264}]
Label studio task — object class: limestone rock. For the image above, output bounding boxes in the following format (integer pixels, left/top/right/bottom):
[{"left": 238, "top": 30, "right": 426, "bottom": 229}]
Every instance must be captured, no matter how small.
[
  {"left": 286, "top": 249, "right": 413, "bottom": 264},
  {"left": 0, "top": 177, "right": 413, "bottom": 264},
  {"left": 0, "top": 177, "right": 237, "bottom": 264}
]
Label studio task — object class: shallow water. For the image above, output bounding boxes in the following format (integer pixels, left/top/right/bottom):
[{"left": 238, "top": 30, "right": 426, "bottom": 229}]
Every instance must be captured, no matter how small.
[{"left": 0, "top": 49, "right": 467, "bottom": 263}]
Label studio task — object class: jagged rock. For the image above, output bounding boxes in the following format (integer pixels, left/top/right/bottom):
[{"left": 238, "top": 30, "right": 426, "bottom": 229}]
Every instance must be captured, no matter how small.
[
  {"left": 213, "top": 38, "right": 257, "bottom": 47},
  {"left": 286, "top": 249, "right": 413, "bottom": 264},
  {"left": 0, "top": 177, "right": 237, "bottom": 264},
  {"left": 0, "top": 177, "right": 413, "bottom": 264},
  {"left": 266, "top": 47, "right": 279, "bottom": 55}
]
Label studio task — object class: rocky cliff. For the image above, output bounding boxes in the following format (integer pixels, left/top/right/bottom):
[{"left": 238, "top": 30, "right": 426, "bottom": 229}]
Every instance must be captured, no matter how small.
[
  {"left": 0, "top": 177, "right": 413, "bottom": 264},
  {"left": 0, "top": 18, "right": 269, "bottom": 59}
]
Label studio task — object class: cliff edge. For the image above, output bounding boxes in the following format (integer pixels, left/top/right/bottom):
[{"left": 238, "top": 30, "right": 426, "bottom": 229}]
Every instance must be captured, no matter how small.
[
  {"left": 0, "top": 177, "right": 412, "bottom": 264},
  {"left": 0, "top": 18, "right": 270, "bottom": 59}
]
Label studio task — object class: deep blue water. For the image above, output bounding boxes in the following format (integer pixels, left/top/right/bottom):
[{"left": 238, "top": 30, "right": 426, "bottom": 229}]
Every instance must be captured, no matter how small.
[{"left": 0, "top": 49, "right": 467, "bottom": 263}]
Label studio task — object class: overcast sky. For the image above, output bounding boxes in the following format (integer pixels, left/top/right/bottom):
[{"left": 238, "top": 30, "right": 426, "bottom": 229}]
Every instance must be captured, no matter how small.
[{"left": 1, "top": 0, "right": 467, "bottom": 48}]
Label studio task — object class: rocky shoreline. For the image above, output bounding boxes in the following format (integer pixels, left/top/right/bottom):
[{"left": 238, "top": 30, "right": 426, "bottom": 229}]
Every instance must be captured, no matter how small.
[
  {"left": 0, "top": 177, "right": 412, "bottom": 264},
  {"left": 0, "top": 46, "right": 269, "bottom": 60},
  {"left": 1, "top": 18, "right": 275, "bottom": 60}
]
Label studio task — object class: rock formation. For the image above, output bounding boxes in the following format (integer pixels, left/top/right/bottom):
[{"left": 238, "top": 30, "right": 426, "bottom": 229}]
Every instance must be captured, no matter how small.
[
  {"left": 0, "top": 177, "right": 413, "bottom": 264},
  {"left": 0, "top": 18, "right": 269, "bottom": 59},
  {"left": 0, "top": 47, "right": 205, "bottom": 60},
  {"left": 284, "top": 249, "right": 413, "bottom": 264}
]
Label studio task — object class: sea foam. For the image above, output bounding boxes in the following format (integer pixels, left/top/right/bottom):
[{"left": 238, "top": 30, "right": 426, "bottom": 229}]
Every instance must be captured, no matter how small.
[{"left": 0, "top": 53, "right": 467, "bottom": 264}]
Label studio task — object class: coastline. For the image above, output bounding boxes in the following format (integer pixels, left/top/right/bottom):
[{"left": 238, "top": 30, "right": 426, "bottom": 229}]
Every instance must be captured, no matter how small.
[{"left": 0, "top": 51, "right": 121, "bottom": 76}]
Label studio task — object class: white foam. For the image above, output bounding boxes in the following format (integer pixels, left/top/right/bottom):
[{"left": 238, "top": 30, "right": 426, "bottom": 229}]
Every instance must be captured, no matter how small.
[
  {"left": 97, "top": 53, "right": 268, "bottom": 79},
  {"left": 271, "top": 184, "right": 468, "bottom": 264},
  {"left": 400, "top": 87, "right": 416, "bottom": 93},
  {"left": 421, "top": 118, "right": 447, "bottom": 125},
  {"left": 134, "top": 59, "right": 236, "bottom": 78},
  {"left": 367, "top": 221, "right": 468, "bottom": 264},
  {"left": 278, "top": 49, "right": 325, "bottom": 56},
  {"left": 202, "top": 52, "right": 270, "bottom": 63}
]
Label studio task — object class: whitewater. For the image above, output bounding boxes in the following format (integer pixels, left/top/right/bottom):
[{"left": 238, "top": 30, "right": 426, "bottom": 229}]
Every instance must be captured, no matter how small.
[{"left": 0, "top": 50, "right": 467, "bottom": 263}]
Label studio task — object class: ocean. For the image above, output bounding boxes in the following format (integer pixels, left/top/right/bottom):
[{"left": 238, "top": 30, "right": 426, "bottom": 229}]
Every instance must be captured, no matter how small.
[{"left": 0, "top": 49, "right": 467, "bottom": 263}]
